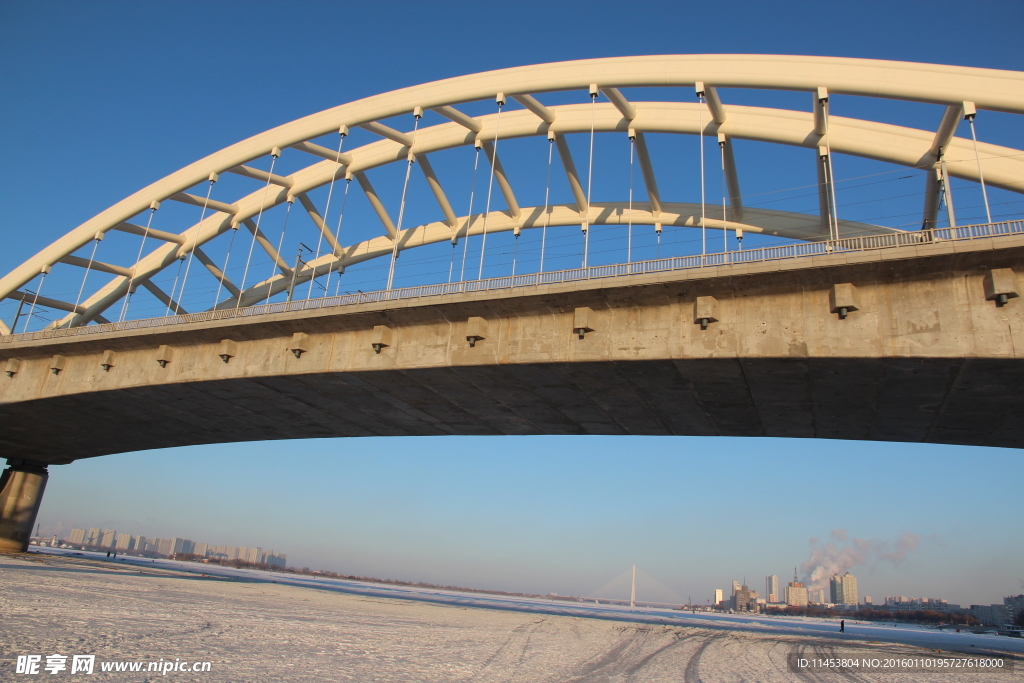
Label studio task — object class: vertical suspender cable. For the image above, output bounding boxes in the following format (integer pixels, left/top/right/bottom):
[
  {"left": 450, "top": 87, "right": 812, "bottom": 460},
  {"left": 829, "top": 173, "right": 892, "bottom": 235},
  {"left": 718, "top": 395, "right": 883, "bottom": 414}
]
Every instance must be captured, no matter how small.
[
  {"left": 583, "top": 87, "right": 597, "bottom": 268},
  {"left": 236, "top": 149, "right": 281, "bottom": 309},
  {"left": 174, "top": 175, "right": 217, "bottom": 311},
  {"left": 699, "top": 93, "right": 706, "bottom": 258},
  {"left": 540, "top": 133, "right": 553, "bottom": 273},
  {"left": 822, "top": 97, "right": 840, "bottom": 240},
  {"left": 326, "top": 177, "right": 351, "bottom": 297},
  {"left": 307, "top": 129, "right": 347, "bottom": 300},
  {"left": 262, "top": 198, "right": 293, "bottom": 303},
  {"left": 119, "top": 203, "right": 158, "bottom": 322},
  {"left": 627, "top": 131, "right": 635, "bottom": 263},
  {"left": 164, "top": 254, "right": 186, "bottom": 316},
  {"left": 21, "top": 268, "right": 49, "bottom": 333},
  {"left": 386, "top": 112, "right": 421, "bottom": 290},
  {"left": 966, "top": 109, "right": 992, "bottom": 224},
  {"left": 940, "top": 155, "right": 957, "bottom": 228},
  {"left": 477, "top": 97, "right": 504, "bottom": 281},
  {"left": 71, "top": 233, "right": 101, "bottom": 326},
  {"left": 720, "top": 137, "right": 728, "bottom": 253},
  {"left": 460, "top": 145, "right": 481, "bottom": 282},
  {"left": 213, "top": 221, "right": 239, "bottom": 308}
]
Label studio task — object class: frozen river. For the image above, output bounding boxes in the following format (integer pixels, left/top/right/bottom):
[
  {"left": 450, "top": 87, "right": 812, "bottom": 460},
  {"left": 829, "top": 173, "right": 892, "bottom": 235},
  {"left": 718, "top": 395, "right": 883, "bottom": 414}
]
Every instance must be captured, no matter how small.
[{"left": 1, "top": 549, "right": 1020, "bottom": 681}]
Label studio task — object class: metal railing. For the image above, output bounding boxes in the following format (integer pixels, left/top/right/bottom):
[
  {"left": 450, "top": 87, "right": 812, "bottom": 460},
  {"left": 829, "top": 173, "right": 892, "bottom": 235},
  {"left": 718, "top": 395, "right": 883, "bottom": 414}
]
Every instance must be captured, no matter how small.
[{"left": 4, "top": 219, "right": 1023, "bottom": 344}]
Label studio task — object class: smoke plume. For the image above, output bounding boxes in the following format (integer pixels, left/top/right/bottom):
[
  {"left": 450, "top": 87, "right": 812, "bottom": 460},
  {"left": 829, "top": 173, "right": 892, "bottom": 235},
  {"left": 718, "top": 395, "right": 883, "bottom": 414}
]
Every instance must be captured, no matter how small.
[{"left": 800, "top": 529, "right": 922, "bottom": 593}]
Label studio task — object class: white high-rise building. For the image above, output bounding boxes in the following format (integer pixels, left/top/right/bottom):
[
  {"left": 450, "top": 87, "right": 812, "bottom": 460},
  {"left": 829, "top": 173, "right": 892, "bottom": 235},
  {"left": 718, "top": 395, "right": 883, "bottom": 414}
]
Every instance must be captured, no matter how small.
[
  {"left": 86, "top": 528, "right": 101, "bottom": 545},
  {"left": 766, "top": 575, "right": 779, "bottom": 603},
  {"left": 100, "top": 529, "right": 117, "bottom": 548},
  {"left": 713, "top": 589, "right": 724, "bottom": 605},
  {"left": 68, "top": 529, "right": 86, "bottom": 545},
  {"left": 830, "top": 572, "right": 859, "bottom": 605},
  {"left": 115, "top": 533, "right": 132, "bottom": 550},
  {"left": 786, "top": 582, "right": 808, "bottom": 606}
]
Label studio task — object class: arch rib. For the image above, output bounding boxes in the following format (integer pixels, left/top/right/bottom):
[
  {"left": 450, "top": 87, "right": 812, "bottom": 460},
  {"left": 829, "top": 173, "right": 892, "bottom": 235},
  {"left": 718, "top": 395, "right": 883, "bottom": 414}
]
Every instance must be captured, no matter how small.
[{"left": 22, "top": 100, "right": 1024, "bottom": 328}]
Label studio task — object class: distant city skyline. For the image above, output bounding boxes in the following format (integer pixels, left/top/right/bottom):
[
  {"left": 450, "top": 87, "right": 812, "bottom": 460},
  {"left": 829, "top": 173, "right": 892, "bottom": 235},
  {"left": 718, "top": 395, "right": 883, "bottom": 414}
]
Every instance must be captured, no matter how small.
[{"left": 61, "top": 525, "right": 285, "bottom": 567}]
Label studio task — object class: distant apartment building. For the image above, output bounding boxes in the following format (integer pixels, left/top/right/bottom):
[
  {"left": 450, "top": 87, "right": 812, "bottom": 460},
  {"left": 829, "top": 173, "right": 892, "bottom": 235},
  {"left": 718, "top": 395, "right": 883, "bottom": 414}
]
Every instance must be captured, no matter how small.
[
  {"left": 731, "top": 580, "right": 742, "bottom": 595},
  {"left": 786, "top": 581, "right": 808, "bottom": 607},
  {"left": 732, "top": 585, "right": 758, "bottom": 611},
  {"left": 132, "top": 535, "right": 146, "bottom": 552},
  {"left": 766, "top": 575, "right": 779, "bottom": 603},
  {"left": 99, "top": 530, "right": 117, "bottom": 548},
  {"left": 67, "top": 529, "right": 86, "bottom": 545},
  {"left": 971, "top": 595, "right": 1024, "bottom": 626},
  {"left": 713, "top": 589, "right": 724, "bottom": 606},
  {"left": 115, "top": 533, "right": 133, "bottom": 550},
  {"left": 86, "top": 528, "right": 101, "bottom": 545},
  {"left": 193, "top": 542, "right": 209, "bottom": 557},
  {"left": 809, "top": 589, "right": 825, "bottom": 604},
  {"left": 830, "top": 572, "right": 859, "bottom": 605}
]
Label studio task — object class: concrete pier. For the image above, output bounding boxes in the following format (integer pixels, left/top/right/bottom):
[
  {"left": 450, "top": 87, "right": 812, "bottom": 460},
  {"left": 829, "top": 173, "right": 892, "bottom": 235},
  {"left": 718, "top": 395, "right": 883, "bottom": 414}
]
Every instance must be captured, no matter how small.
[{"left": 0, "top": 459, "right": 49, "bottom": 553}]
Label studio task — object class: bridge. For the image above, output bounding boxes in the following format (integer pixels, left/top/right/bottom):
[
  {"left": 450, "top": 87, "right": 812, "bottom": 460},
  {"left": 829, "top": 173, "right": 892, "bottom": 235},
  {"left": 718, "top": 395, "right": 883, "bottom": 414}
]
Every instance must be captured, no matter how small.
[{"left": 2, "top": 55, "right": 1023, "bottom": 551}]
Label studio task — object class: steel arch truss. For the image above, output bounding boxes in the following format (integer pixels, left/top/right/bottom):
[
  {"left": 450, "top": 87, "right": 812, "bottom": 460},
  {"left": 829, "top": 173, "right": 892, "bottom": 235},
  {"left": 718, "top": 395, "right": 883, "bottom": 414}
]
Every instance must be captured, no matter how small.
[{"left": 3, "top": 54, "right": 1024, "bottom": 333}]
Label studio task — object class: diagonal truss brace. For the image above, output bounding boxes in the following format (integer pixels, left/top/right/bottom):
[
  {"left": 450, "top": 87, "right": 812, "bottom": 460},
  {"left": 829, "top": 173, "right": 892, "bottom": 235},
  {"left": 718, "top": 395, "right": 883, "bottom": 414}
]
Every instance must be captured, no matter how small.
[
  {"left": 59, "top": 255, "right": 133, "bottom": 278},
  {"left": 717, "top": 133, "right": 744, "bottom": 220},
  {"left": 417, "top": 154, "right": 459, "bottom": 230},
  {"left": 111, "top": 222, "right": 185, "bottom": 244},
  {"left": 354, "top": 172, "right": 398, "bottom": 239},
  {"left": 480, "top": 142, "right": 521, "bottom": 219},
  {"left": 242, "top": 219, "right": 292, "bottom": 275},
  {"left": 631, "top": 131, "right": 662, "bottom": 216},
  {"left": 141, "top": 280, "right": 187, "bottom": 315},
  {"left": 553, "top": 134, "right": 588, "bottom": 214},
  {"left": 191, "top": 246, "right": 240, "bottom": 297},
  {"left": 296, "top": 193, "right": 344, "bottom": 255}
]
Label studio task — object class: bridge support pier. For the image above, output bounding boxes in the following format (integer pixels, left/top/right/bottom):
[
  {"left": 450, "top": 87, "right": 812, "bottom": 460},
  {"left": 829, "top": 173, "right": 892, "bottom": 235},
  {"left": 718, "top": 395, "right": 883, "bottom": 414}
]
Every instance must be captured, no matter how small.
[{"left": 0, "top": 458, "right": 49, "bottom": 553}]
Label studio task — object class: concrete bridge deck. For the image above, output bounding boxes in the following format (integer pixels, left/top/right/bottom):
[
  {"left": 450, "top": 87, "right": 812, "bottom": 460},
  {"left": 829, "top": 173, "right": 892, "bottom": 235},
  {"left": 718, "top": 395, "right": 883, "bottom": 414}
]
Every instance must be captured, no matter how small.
[{"left": 2, "top": 232, "right": 1024, "bottom": 463}]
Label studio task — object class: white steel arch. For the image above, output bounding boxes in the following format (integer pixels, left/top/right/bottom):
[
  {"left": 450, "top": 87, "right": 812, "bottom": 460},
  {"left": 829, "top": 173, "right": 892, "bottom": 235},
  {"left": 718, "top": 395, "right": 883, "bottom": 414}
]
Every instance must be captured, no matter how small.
[{"left": 3, "top": 55, "right": 1023, "bottom": 333}]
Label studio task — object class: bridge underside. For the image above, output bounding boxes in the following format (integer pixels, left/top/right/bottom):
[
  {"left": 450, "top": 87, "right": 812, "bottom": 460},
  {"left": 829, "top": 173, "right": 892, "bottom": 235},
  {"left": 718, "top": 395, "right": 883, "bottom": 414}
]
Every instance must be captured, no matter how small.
[{"left": 3, "top": 356, "right": 1023, "bottom": 462}]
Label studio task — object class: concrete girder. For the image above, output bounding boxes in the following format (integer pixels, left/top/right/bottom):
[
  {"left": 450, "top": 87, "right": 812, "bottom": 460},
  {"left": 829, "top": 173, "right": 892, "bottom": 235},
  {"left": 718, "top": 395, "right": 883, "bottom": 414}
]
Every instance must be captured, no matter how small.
[{"left": 31, "top": 101, "right": 1024, "bottom": 327}]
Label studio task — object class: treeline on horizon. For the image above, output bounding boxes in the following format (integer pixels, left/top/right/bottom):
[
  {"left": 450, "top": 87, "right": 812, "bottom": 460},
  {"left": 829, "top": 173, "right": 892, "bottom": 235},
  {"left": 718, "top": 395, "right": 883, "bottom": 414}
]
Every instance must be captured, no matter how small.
[{"left": 764, "top": 605, "right": 980, "bottom": 625}]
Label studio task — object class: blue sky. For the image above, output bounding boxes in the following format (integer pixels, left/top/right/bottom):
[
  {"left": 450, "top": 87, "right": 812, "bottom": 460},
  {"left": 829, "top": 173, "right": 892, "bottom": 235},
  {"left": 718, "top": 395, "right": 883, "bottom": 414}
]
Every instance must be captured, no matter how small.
[{"left": 3, "top": 0, "right": 1023, "bottom": 605}]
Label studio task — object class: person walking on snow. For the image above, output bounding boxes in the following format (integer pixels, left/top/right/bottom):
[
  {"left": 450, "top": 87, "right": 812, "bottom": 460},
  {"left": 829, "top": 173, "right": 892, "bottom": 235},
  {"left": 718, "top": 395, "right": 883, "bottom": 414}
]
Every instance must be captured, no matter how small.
[{"left": 840, "top": 620, "right": 845, "bottom": 633}]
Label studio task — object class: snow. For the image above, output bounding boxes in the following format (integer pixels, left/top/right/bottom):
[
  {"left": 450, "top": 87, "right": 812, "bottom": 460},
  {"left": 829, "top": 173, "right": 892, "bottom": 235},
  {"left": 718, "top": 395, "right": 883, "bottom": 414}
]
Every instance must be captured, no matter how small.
[{"left": 1, "top": 549, "right": 1020, "bottom": 681}]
